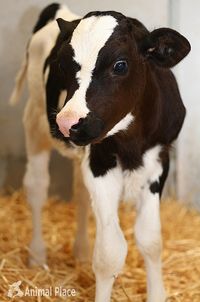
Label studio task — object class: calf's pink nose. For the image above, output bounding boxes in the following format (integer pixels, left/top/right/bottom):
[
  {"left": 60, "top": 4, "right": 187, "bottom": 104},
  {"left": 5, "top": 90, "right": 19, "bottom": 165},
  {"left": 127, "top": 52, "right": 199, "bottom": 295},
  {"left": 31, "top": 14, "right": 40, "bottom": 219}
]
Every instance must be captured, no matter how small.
[{"left": 56, "top": 112, "right": 80, "bottom": 137}]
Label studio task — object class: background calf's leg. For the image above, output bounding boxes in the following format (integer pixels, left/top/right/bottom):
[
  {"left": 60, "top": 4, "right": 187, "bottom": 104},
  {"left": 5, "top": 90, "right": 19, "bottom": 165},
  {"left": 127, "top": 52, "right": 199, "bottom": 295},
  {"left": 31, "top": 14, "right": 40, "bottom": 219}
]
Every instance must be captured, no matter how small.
[
  {"left": 24, "top": 150, "right": 50, "bottom": 266},
  {"left": 23, "top": 103, "right": 52, "bottom": 266},
  {"left": 73, "top": 158, "right": 90, "bottom": 261}
]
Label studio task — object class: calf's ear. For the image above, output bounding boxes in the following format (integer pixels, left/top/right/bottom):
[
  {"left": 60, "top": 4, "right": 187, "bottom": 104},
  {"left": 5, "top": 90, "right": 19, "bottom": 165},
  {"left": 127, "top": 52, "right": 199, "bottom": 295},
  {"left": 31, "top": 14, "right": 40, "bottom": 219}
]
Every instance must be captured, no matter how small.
[
  {"left": 56, "top": 18, "right": 80, "bottom": 39},
  {"left": 140, "top": 28, "right": 191, "bottom": 68}
]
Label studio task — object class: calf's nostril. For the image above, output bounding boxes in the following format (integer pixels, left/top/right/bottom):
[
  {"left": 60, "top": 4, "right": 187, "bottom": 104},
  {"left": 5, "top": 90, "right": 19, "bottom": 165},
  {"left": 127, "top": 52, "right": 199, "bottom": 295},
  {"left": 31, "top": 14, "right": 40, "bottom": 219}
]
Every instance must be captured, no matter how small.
[
  {"left": 70, "top": 118, "right": 84, "bottom": 131},
  {"left": 71, "top": 123, "right": 79, "bottom": 131},
  {"left": 78, "top": 118, "right": 84, "bottom": 123}
]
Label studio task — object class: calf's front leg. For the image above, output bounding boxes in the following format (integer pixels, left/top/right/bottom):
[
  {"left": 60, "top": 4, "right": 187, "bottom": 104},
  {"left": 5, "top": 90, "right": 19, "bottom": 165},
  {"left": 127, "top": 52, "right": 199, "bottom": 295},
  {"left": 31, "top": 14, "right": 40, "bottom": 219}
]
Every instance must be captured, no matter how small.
[
  {"left": 82, "top": 160, "right": 127, "bottom": 302},
  {"left": 134, "top": 187, "right": 166, "bottom": 302}
]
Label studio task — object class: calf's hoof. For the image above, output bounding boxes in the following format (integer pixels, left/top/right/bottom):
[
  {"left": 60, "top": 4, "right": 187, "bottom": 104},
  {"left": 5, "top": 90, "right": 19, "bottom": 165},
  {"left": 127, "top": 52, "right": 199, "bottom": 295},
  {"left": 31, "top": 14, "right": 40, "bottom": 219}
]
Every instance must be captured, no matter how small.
[{"left": 28, "top": 241, "right": 47, "bottom": 267}]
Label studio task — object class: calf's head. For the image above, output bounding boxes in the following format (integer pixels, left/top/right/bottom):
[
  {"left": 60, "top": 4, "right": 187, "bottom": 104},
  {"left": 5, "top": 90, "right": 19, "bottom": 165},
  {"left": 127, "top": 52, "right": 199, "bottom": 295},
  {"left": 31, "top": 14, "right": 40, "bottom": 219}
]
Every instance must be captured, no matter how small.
[{"left": 56, "top": 11, "right": 190, "bottom": 146}]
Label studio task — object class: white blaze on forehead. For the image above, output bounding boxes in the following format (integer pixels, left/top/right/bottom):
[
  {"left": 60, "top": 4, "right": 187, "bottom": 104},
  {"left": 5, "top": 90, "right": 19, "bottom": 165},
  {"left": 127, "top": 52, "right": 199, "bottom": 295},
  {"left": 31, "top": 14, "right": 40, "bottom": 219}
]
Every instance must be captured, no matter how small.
[
  {"left": 60, "top": 15, "right": 118, "bottom": 117},
  {"left": 71, "top": 15, "right": 118, "bottom": 72}
]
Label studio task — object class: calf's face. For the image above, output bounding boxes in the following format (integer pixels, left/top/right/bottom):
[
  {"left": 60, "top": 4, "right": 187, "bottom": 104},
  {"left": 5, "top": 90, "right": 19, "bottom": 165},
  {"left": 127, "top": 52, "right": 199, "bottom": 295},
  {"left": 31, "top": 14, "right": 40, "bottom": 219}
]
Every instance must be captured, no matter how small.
[{"left": 56, "top": 12, "right": 190, "bottom": 146}]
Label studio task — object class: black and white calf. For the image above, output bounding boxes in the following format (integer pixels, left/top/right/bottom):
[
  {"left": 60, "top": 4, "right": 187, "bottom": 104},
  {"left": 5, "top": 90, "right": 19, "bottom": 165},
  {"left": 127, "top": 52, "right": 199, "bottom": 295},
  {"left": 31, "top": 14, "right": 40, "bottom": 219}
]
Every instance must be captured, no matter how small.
[{"left": 10, "top": 3, "right": 190, "bottom": 302}]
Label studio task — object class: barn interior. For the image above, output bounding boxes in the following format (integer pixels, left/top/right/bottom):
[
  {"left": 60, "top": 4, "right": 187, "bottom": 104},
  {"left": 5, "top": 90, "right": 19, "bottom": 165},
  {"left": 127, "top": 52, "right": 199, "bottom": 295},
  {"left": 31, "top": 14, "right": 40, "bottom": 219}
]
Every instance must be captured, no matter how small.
[{"left": 0, "top": 1, "right": 200, "bottom": 301}]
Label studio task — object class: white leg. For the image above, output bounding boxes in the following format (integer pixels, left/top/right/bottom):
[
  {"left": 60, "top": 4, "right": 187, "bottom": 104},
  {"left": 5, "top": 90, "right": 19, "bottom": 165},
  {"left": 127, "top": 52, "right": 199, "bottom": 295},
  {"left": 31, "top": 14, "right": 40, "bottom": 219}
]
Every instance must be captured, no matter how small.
[
  {"left": 134, "top": 188, "right": 166, "bottom": 302},
  {"left": 82, "top": 158, "right": 127, "bottom": 302},
  {"left": 73, "top": 159, "right": 90, "bottom": 261},
  {"left": 24, "top": 151, "right": 50, "bottom": 266}
]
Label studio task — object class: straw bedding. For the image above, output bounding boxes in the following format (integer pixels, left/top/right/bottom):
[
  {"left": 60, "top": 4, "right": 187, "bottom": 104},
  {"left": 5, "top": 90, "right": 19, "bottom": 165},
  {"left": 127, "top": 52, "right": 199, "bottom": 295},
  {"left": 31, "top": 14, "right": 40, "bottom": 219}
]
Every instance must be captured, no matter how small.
[{"left": 0, "top": 190, "right": 200, "bottom": 301}]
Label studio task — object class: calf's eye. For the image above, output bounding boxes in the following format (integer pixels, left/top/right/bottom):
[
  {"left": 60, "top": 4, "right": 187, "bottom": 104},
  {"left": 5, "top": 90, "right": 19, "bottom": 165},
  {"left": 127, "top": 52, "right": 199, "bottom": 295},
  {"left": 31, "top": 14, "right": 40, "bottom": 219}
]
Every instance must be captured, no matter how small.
[{"left": 113, "top": 60, "right": 128, "bottom": 75}]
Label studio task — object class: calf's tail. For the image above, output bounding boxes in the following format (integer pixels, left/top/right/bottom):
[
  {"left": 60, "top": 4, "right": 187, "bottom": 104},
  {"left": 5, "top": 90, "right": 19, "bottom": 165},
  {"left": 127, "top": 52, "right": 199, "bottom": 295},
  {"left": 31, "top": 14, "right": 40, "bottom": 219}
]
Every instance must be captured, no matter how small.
[
  {"left": 9, "top": 52, "right": 28, "bottom": 105},
  {"left": 9, "top": 3, "right": 61, "bottom": 106}
]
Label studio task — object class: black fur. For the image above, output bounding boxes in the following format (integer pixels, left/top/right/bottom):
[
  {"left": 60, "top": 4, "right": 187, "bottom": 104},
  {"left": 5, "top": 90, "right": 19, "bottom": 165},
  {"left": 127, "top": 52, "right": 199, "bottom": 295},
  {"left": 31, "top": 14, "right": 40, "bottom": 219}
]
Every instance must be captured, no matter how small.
[
  {"left": 159, "top": 150, "right": 170, "bottom": 197},
  {"left": 90, "top": 138, "right": 117, "bottom": 177},
  {"left": 69, "top": 113, "right": 105, "bottom": 146},
  {"left": 140, "top": 28, "right": 191, "bottom": 68},
  {"left": 150, "top": 181, "right": 160, "bottom": 194},
  {"left": 33, "top": 3, "right": 60, "bottom": 33}
]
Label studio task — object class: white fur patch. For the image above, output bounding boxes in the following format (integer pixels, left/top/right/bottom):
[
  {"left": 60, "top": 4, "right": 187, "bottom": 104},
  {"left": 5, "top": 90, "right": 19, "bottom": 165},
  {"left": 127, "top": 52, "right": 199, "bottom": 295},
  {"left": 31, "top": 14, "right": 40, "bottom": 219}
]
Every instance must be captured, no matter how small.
[
  {"left": 106, "top": 113, "right": 134, "bottom": 137},
  {"left": 71, "top": 15, "right": 117, "bottom": 72},
  {"left": 123, "top": 145, "right": 162, "bottom": 203},
  {"left": 82, "top": 148, "right": 123, "bottom": 218},
  {"left": 60, "top": 15, "right": 118, "bottom": 118}
]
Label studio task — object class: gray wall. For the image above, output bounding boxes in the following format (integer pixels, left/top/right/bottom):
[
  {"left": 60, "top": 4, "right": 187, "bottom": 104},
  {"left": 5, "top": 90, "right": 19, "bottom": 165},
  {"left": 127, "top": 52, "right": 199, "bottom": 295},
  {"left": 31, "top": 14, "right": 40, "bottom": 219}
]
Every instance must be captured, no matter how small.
[
  {"left": 1, "top": 0, "right": 169, "bottom": 198},
  {"left": 170, "top": 0, "right": 200, "bottom": 209}
]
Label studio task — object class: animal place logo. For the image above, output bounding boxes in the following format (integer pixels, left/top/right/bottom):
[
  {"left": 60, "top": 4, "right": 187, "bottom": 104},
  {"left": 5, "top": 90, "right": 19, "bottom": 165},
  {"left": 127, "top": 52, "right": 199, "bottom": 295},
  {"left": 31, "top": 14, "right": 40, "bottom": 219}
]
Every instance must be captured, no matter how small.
[
  {"left": 7, "top": 281, "right": 23, "bottom": 298},
  {"left": 7, "top": 280, "right": 77, "bottom": 298}
]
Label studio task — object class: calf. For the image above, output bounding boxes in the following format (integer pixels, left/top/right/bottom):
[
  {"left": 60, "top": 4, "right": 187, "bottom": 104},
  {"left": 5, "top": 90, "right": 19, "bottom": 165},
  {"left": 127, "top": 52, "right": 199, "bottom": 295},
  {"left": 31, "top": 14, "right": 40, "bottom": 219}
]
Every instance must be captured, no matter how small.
[{"left": 11, "top": 3, "right": 190, "bottom": 302}]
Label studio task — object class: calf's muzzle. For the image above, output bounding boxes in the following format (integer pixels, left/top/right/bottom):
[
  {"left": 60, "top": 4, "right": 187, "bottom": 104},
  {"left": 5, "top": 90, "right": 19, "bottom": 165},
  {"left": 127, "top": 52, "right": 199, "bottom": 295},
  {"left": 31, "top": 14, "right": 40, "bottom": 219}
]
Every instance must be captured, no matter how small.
[
  {"left": 56, "top": 111, "right": 105, "bottom": 146},
  {"left": 56, "top": 111, "right": 81, "bottom": 137}
]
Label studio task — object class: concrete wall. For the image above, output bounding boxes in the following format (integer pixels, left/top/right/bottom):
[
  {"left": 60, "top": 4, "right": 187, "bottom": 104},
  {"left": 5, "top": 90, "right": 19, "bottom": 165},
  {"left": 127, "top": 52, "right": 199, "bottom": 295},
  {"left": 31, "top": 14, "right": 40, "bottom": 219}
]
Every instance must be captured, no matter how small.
[
  {"left": 0, "top": 0, "right": 169, "bottom": 198},
  {"left": 169, "top": 0, "right": 200, "bottom": 209}
]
